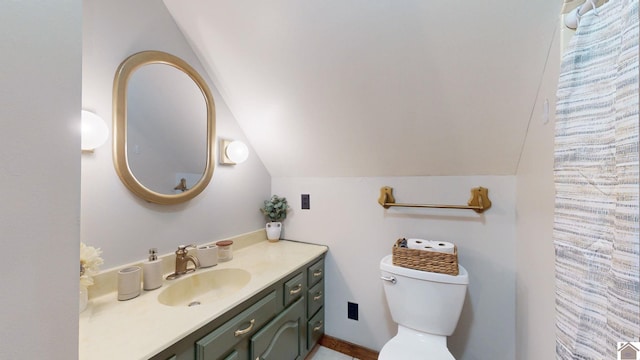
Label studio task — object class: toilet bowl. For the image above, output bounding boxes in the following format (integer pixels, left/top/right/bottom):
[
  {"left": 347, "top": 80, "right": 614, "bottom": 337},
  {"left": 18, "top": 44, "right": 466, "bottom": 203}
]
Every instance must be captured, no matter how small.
[{"left": 379, "top": 254, "right": 468, "bottom": 360}]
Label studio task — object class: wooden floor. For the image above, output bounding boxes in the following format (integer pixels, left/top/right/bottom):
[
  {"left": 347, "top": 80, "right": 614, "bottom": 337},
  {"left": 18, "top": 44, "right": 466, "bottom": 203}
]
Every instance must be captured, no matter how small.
[
  {"left": 306, "top": 335, "right": 378, "bottom": 360},
  {"left": 306, "top": 346, "right": 360, "bottom": 360}
]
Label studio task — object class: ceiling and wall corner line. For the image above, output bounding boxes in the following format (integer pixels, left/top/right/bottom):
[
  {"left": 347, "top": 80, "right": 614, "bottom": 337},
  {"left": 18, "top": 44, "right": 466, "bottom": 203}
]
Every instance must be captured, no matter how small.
[{"left": 515, "top": 21, "right": 561, "bottom": 175}]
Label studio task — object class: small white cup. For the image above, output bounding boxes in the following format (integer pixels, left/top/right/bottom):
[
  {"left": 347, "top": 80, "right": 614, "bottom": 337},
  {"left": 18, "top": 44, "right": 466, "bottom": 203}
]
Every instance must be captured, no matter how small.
[
  {"left": 198, "top": 245, "right": 218, "bottom": 268},
  {"left": 117, "top": 266, "right": 141, "bottom": 301}
]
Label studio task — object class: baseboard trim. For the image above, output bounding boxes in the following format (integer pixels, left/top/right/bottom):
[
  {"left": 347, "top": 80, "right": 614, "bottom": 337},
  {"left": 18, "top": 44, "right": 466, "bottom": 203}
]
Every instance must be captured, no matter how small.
[{"left": 319, "top": 334, "right": 379, "bottom": 360}]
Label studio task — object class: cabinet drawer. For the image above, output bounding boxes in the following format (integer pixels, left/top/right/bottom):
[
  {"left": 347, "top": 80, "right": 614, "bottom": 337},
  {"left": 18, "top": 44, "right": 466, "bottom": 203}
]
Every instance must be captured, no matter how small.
[
  {"left": 196, "top": 291, "right": 277, "bottom": 360},
  {"left": 307, "top": 279, "right": 324, "bottom": 318},
  {"left": 307, "top": 259, "right": 324, "bottom": 287},
  {"left": 222, "top": 351, "right": 238, "bottom": 360},
  {"left": 307, "top": 308, "right": 324, "bottom": 349},
  {"left": 283, "top": 272, "right": 304, "bottom": 307}
]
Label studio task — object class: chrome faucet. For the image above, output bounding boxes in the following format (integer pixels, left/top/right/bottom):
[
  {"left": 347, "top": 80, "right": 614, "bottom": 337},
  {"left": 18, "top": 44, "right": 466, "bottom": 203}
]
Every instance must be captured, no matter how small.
[{"left": 166, "top": 245, "right": 200, "bottom": 280}]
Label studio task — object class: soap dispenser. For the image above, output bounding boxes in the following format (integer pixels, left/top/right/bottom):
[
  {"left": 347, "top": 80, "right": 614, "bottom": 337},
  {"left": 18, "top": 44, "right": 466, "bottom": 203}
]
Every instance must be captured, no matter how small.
[{"left": 143, "top": 248, "right": 163, "bottom": 291}]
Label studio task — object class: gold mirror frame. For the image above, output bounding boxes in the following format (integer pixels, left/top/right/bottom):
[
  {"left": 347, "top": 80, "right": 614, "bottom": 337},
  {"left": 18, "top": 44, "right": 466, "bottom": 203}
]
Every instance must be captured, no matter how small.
[{"left": 113, "top": 50, "right": 215, "bottom": 205}]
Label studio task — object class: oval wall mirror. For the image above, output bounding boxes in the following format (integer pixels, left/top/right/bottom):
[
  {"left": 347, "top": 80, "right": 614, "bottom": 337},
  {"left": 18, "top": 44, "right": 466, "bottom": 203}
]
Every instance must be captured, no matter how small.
[{"left": 113, "top": 50, "right": 215, "bottom": 204}]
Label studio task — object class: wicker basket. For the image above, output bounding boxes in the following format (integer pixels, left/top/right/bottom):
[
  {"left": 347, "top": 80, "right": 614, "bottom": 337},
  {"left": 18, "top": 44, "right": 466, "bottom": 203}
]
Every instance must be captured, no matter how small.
[{"left": 392, "top": 238, "right": 459, "bottom": 276}]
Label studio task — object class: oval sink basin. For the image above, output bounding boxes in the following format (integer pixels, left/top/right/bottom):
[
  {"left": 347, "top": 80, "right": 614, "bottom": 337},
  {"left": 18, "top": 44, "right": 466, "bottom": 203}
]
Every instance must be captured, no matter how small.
[{"left": 158, "top": 268, "right": 251, "bottom": 307}]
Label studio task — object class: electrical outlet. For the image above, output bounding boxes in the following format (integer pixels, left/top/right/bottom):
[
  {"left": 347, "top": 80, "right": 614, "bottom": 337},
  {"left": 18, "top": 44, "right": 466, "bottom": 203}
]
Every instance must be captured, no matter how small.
[
  {"left": 301, "top": 194, "right": 310, "bottom": 209},
  {"left": 348, "top": 302, "right": 359, "bottom": 321}
]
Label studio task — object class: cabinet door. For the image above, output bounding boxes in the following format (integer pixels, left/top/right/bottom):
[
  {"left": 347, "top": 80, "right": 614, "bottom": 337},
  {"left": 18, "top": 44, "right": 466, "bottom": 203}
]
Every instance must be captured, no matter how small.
[{"left": 251, "top": 298, "right": 304, "bottom": 360}]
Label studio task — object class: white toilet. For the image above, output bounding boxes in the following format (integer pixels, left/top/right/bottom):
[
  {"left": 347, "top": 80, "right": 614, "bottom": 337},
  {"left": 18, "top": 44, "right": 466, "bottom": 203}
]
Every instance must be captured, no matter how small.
[{"left": 379, "top": 254, "right": 469, "bottom": 360}]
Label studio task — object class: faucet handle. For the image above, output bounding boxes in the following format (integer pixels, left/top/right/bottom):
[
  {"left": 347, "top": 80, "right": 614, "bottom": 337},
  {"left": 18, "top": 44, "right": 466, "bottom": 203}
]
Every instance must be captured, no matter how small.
[{"left": 177, "top": 244, "right": 196, "bottom": 254}]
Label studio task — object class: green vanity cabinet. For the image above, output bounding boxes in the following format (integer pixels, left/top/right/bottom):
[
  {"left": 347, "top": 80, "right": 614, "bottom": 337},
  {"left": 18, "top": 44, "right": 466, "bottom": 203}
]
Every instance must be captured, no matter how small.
[{"left": 150, "top": 254, "right": 325, "bottom": 360}]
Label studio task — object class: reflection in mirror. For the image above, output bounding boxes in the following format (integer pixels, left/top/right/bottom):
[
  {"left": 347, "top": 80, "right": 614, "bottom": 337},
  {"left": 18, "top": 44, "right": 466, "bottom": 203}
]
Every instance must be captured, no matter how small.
[
  {"left": 127, "top": 64, "right": 207, "bottom": 194},
  {"left": 113, "top": 51, "right": 215, "bottom": 204}
]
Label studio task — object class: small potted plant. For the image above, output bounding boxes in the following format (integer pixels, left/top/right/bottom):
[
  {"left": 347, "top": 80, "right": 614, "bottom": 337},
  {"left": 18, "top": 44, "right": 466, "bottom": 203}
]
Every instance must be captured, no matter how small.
[{"left": 261, "top": 195, "right": 289, "bottom": 241}]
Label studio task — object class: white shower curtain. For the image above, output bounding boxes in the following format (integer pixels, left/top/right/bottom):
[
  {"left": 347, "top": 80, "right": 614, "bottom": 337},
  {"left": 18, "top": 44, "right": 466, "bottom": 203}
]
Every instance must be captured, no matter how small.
[{"left": 554, "top": 0, "right": 639, "bottom": 358}]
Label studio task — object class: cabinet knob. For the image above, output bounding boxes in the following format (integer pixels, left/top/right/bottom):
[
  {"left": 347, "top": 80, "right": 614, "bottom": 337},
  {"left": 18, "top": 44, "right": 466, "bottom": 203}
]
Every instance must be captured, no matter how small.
[
  {"left": 313, "top": 321, "right": 323, "bottom": 332},
  {"left": 313, "top": 269, "right": 323, "bottom": 277}
]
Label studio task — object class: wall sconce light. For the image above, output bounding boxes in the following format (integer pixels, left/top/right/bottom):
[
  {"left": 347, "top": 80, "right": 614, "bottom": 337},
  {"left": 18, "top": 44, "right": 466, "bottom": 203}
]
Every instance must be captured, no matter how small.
[
  {"left": 219, "top": 139, "right": 249, "bottom": 165},
  {"left": 81, "top": 110, "right": 109, "bottom": 152}
]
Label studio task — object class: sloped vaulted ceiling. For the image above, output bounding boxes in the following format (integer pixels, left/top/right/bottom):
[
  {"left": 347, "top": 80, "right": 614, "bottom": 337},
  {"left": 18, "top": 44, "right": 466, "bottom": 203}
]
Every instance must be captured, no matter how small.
[{"left": 163, "top": 0, "right": 562, "bottom": 177}]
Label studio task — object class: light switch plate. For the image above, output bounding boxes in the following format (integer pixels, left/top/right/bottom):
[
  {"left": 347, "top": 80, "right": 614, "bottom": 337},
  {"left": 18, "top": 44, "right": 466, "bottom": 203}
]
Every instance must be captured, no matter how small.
[{"left": 301, "top": 194, "right": 310, "bottom": 209}]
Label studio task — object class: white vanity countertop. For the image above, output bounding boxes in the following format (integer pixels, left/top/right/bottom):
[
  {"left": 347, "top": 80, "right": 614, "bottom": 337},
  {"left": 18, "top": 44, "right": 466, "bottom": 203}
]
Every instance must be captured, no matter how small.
[{"left": 79, "top": 239, "right": 327, "bottom": 360}]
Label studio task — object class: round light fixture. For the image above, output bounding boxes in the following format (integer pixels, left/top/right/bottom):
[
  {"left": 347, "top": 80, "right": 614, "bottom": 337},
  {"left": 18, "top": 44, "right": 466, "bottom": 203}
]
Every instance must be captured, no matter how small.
[
  {"left": 81, "top": 110, "right": 109, "bottom": 151},
  {"left": 225, "top": 140, "right": 249, "bottom": 164}
]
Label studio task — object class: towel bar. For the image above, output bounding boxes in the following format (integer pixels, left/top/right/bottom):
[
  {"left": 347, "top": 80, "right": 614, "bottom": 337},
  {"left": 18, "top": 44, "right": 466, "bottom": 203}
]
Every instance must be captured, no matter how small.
[{"left": 377, "top": 186, "right": 492, "bottom": 213}]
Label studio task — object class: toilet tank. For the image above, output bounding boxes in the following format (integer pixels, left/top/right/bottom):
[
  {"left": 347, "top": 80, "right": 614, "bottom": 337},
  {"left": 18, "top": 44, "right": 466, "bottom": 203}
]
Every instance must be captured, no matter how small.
[{"left": 380, "top": 255, "right": 468, "bottom": 336}]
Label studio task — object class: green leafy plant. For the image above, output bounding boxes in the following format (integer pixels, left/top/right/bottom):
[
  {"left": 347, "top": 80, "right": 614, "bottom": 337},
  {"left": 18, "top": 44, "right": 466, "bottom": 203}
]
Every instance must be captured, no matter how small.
[{"left": 261, "top": 195, "right": 289, "bottom": 222}]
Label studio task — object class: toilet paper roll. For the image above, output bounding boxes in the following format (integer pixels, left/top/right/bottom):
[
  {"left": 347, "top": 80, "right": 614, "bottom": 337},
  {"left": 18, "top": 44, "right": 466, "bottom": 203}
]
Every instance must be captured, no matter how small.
[
  {"left": 406, "top": 238, "right": 456, "bottom": 254},
  {"left": 198, "top": 245, "right": 218, "bottom": 268}
]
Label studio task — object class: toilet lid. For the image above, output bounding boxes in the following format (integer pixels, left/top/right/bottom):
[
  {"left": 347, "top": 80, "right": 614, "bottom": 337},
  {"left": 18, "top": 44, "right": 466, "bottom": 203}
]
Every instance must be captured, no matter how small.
[{"left": 380, "top": 255, "right": 469, "bottom": 285}]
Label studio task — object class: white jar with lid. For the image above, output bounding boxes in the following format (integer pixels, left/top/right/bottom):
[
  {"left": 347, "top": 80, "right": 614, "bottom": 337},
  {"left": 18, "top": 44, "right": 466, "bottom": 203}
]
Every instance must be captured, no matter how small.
[{"left": 216, "top": 240, "right": 233, "bottom": 262}]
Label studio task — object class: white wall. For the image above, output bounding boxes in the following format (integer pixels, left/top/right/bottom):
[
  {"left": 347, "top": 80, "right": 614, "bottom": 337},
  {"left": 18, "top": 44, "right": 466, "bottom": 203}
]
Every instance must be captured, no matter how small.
[
  {"left": 514, "top": 22, "right": 562, "bottom": 360},
  {"left": 0, "top": 1, "right": 81, "bottom": 359},
  {"left": 273, "top": 176, "right": 516, "bottom": 359},
  {"left": 82, "top": 0, "right": 271, "bottom": 268}
]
